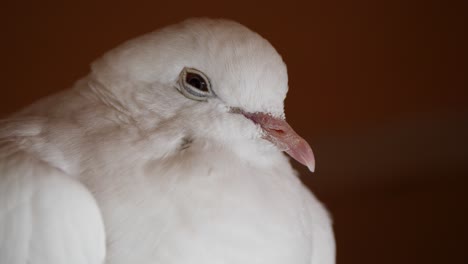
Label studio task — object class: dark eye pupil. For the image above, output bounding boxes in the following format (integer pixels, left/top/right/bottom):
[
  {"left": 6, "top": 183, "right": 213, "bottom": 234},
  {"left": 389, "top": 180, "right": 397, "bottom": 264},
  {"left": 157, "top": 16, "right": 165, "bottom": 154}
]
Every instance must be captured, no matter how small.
[{"left": 186, "top": 73, "right": 208, "bottom": 92}]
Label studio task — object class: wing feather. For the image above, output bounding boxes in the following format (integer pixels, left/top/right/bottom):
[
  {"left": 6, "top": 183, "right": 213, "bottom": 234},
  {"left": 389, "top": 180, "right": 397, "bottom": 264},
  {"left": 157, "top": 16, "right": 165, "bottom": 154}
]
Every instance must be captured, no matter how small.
[{"left": 0, "top": 146, "right": 106, "bottom": 264}]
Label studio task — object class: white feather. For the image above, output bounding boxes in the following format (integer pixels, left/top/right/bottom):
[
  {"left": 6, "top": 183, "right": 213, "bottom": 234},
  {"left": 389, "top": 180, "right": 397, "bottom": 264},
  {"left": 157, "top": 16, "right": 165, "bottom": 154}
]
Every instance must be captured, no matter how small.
[
  {"left": 0, "top": 142, "right": 105, "bottom": 264},
  {"left": 0, "top": 18, "right": 335, "bottom": 264}
]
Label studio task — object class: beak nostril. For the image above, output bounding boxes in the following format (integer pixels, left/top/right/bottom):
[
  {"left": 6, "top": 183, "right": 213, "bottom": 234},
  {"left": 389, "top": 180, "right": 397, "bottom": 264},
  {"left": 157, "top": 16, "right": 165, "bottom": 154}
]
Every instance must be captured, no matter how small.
[{"left": 272, "top": 129, "right": 285, "bottom": 134}]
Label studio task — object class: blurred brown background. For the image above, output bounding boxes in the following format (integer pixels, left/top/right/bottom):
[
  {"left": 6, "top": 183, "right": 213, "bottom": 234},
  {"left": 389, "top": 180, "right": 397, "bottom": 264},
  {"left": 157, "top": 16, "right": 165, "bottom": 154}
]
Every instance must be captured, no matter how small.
[{"left": 1, "top": 0, "right": 467, "bottom": 263}]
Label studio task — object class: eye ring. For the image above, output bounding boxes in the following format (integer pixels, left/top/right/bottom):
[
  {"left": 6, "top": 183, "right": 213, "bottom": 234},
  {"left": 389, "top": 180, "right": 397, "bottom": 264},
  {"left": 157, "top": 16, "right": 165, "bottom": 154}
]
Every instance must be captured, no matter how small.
[{"left": 178, "top": 67, "right": 214, "bottom": 101}]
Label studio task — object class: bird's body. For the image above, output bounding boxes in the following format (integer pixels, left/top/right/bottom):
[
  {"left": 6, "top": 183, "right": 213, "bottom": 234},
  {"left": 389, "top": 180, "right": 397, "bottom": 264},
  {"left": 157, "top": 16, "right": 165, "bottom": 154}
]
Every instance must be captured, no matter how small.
[{"left": 0, "top": 19, "right": 335, "bottom": 264}]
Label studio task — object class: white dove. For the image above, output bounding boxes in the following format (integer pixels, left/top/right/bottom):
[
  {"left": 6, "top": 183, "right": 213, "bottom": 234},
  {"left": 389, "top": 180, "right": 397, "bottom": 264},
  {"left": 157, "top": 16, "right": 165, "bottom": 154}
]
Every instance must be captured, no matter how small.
[{"left": 0, "top": 18, "right": 335, "bottom": 264}]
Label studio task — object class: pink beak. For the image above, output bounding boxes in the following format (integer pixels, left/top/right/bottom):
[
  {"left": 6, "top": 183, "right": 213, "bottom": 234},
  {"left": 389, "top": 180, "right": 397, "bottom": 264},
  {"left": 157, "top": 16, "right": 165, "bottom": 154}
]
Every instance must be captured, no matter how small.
[{"left": 242, "top": 112, "right": 316, "bottom": 172}]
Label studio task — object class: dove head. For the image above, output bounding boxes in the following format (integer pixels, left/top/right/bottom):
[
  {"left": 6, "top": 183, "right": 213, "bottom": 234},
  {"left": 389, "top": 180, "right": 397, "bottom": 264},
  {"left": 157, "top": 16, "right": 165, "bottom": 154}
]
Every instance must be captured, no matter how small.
[{"left": 90, "top": 18, "right": 315, "bottom": 172}]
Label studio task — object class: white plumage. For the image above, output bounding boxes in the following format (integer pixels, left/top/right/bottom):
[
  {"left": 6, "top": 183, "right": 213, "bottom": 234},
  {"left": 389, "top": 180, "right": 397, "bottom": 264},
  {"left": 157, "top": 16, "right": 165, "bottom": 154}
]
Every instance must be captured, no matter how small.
[{"left": 0, "top": 18, "right": 335, "bottom": 264}]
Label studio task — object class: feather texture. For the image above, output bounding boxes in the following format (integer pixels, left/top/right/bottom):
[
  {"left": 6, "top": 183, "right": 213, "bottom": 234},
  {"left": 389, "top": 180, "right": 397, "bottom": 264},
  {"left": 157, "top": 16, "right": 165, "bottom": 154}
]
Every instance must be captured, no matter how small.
[{"left": 0, "top": 142, "right": 105, "bottom": 264}]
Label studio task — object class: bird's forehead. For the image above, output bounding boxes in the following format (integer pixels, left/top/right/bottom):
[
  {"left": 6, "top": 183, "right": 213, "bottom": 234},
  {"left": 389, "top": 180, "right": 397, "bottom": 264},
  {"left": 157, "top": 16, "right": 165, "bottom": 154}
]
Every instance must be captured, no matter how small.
[{"left": 181, "top": 19, "right": 289, "bottom": 116}]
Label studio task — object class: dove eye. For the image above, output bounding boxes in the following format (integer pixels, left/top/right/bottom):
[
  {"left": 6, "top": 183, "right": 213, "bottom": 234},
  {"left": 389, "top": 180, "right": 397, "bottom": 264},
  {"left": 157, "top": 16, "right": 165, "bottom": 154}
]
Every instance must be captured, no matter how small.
[
  {"left": 178, "top": 67, "right": 214, "bottom": 101},
  {"left": 186, "top": 73, "right": 208, "bottom": 92}
]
